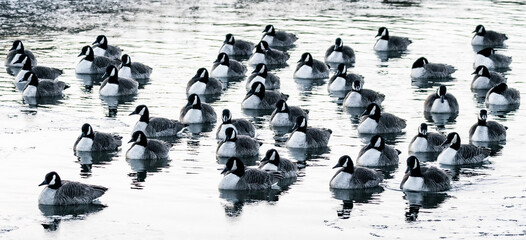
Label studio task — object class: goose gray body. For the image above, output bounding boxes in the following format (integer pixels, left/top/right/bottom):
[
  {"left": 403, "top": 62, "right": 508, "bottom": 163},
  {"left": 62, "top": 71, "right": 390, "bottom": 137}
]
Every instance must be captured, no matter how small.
[
  {"left": 245, "top": 64, "right": 280, "bottom": 90},
  {"left": 423, "top": 85, "right": 459, "bottom": 113},
  {"left": 219, "top": 157, "right": 279, "bottom": 190},
  {"left": 471, "top": 25, "right": 508, "bottom": 47},
  {"left": 92, "top": 35, "right": 122, "bottom": 59},
  {"left": 186, "top": 68, "right": 223, "bottom": 95},
  {"left": 325, "top": 38, "right": 355, "bottom": 64},
  {"left": 219, "top": 34, "right": 254, "bottom": 57},
  {"left": 6, "top": 40, "right": 37, "bottom": 67},
  {"left": 293, "top": 52, "right": 330, "bottom": 79},
  {"left": 74, "top": 123, "right": 122, "bottom": 152},
  {"left": 259, "top": 149, "right": 297, "bottom": 178},
  {"left": 356, "top": 135, "right": 400, "bottom": 167},
  {"left": 471, "top": 66, "right": 506, "bottom": 90},
  {"left": 216, "top": 109, "right": 255, "bottom": 140},
  {"left": 126, "top": 131, "right": 172, "bottom": 160},
  {"left": 179, "top": 94, "right": 217, "bottom": 124},
  {"left": 38, "top": 172, "right": 107, "bottom": 205},
  {"left": 474, "top": 48, "right": 512, "bottom": 69},
  {"left": 119, "top": 54, "right": 152, "bottom": 80},
  {"left": 22, "top": 73, "right": 67, "bottom": 98},
  {"left": 261, "top": 25, "right": 297, "bottom": 47},
  {"left": 485, "top": 83, "right": 520, "bottom": 105},
  {"left": 242, "top": 82, "right": 288, "bottom": 110},
  {"left": 211, "top": 53, "right": 246, "bottom": 78},
  {"left": 130, "top": 105, "right": 186, "bottom": 137},
  {"left": 270, "top": 100, "right": 309, "bottom": 127},
  {"left": 76, "top": 46, "right": 120, "bottom": 74},
  {"left": 217, "top": 127, "right": 260, "bottom": 157},
  {"left": 248, "top": 41, "right": 289, "bottom": 66},
  {"left": 343, "top": 81, "right": 385, "bottom": 108},
  {"left": 469, "top": 110, "right": 507, "bottom": 142},
  {"left": 358, "top": 103, "right": 406, "bottom": 134},
  {"left": 411, "top": 57, "right": 455, "bottom": 79},
  {"left": 99, "top": 66, "right": 138, "bottom": 96},
  {"left": 286, "top": 116, "right": 331, "bottom": 148},
  {"left": 14, "top": 55, "right": 62, "bottom": 82},
  {"left": 328, "top": 64, "right": 364, "bottom": 93},
  {"left": 330, "top": 155, "right": 383, "bottom": 189},
  {"left": 374, "top": 27, "right": 411, "bottom": 51},
  {"left": 401, "top": 156, "right": 451, "bottom": 192},
  {"left": 408, "top": 123, "right": 446, "bottom": 153},
  {"left": 437, "top": 132, "right": 490, "bottom": 165}
]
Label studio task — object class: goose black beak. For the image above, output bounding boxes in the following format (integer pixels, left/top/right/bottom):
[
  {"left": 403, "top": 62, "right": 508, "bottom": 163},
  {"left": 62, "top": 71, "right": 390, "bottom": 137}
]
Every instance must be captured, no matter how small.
[{"left": 38, "top": 180, "right": 47, "bottom": 186}]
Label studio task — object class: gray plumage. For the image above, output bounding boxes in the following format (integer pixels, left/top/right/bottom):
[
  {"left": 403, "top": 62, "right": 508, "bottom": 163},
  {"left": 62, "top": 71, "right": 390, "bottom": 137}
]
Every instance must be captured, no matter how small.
[
  {"left": 211, "top": 53, "right": 246, "bottom": 77},
  {"left": 77, "top": 45, "right": 120, "bottom": 74},
  {"left": 130, "top": 105, "right": 186, "bottom": 137},
  {"left": 423, "top": 85, "right": 459, "bottom": 113},
  {"left": 100, "top": 67, "right": 139, "bottom": 96},
  {"left": 5, "top": 40, "right": 37, "bottom": 67},
  {"left": 475, "top": 48, "right": 512, "bottom": 69},
  {"left": 92, "top": 35, "right": 122, "bottom": 59},
  {"left": 438, "top": 132, "right": 490, "bottom": 165},
  {"left": 294, "top": 52, "right": 330, "bottom": 79},
  {"left": 23, "top": 74, "right": 67, "bottom": 98},
  {"left": 325, "top": 38, "right": 355, "bottom": 64},
  {"left": 119, "top": 54, "right": 152, "bottom": 79},
  {"left": 468, "top": 110, "right": 507, "bottom": 142},
  {"left": 217, "top": 127, "right": 260, "bottom": 157},
  {"left": 286, "top": 116, "right": 331, "bottom": 148},
  {"left": 127, "top": 131, "right": 172, "bottom": 160},
  {"left": 179, "top": 94, "right": 217, "bottom": 124},
  {"left": 14, "top": 55, "right": 62, "bottom": 81},
  {"left": 219, "top": 158, "right": 279, "bottom": 190},
  {"left": 374, "top": 27, "right": 412, "bottom": 51},
  {"left": 328, "top": 64, "right": 364, "bottom": 92},
  {"left": 411, "top": 57, "right": 455, "bottom": 79},
  {"left": 73, "top": 123, "right": 122, "bottom": 152},
  {"left": 408, "top": 123, "right": 446, "bottom": 153},
  {"left": 471, "top": 66, "right": 506, "bottom": 90},
  {"left": 216, "top": 109, "right": 255, "bottom": 139},
  {"left": 220, "top": 34, "right": 254, "bottom": 56},
  {"left": 38, "top": 172, "right": 107, "bottom": 205},
  {"left": 259, "top": 149, "right": 298, "bottom": 178},
  {"left": 186, "top": 68, "right": 223, "bottom": 95},
  {"left": 472, "top": 25, "right": 508, "bottom": 47},
  {"left": 401, "top": 156, "right": 451, "bottom": 192},
  {"left": 245, "top": 63, "right": 280, "bottom": 90},
  {"left": 248, "top": 41, "right": 289, "bottom": 66},
  {"left": 270, "top": 100, "right": 309, "bottom": 127},
  {"left": 330, "top": 156, "right": 383, "bottom": 189},
  {"left": 356, "top": 135, "right": 400, "bottom": 167},
  {"left": 242, "top": 82, "right": 288, "bottom": 110},
  {"left": 485, "top": 83, "right": 520, "bottom": 105},
  {"left": 343, "top": 80, "right": 385, "bottom": 108},
  {"left": 358, "top": 103, "right": 406, "bottom": 134},
  {"left": 261, "top": 25, "right": 297, "bottom": 47}
]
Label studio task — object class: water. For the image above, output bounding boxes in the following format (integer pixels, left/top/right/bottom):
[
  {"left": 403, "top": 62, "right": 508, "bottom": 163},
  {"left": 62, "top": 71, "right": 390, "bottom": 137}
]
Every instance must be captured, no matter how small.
[{"left": 1, "top": 0, "right": 526, "bottom": 238}]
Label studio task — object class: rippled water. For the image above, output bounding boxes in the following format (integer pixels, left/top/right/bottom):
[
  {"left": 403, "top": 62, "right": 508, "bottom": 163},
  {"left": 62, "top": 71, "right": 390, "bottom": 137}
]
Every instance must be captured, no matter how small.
[{"left": 1, "top": 0, "right": 526, "bottom": 239}]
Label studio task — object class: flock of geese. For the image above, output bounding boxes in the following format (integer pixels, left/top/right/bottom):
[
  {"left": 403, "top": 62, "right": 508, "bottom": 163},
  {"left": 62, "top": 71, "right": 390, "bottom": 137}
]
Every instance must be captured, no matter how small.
[{"left": 5, "top": 24, "right": 519, "bottom": 206}]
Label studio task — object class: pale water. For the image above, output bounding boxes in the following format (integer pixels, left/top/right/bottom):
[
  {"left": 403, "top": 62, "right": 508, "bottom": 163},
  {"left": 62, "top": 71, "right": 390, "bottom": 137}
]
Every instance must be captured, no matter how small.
[{"left": 1, "top": 0, "right": 525, "bottom": 239}]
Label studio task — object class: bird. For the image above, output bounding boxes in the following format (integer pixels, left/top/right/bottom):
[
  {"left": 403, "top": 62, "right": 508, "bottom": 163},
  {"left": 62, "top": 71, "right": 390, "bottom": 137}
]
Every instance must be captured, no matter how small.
[
  {"left": 327, "top": 63, "right": 364, "bottom": 93},
  {"left": 474, "top": 48, "right": 512, "bottom": 70},
  {"left": 358, "top": 103, "right": 406, "bottom": 134},
  {"left": 245, "top": 63, "right": 280, "bottom": 91},
  {"left": 469, "top": 109, "right": 507, "bottom": 142},
  {"left": 471, "top": 65, "right": 506, "bottom": 90},
  {"left": 423, "top": 85, "right": 459, "bottom": 113},
  {"left": 22, "top": 72, "right": 67, "bottom": 98},
  {"left": 293, "top": 52, "right": 330, "bottom": 79},
  {"left": 485, "top": 83, "right": 520, "bottom": 106},
  {"left": 99, "top": 66, "right": 138, "bottom": 96},
  {"left": 471, "top": 25, "right": 508, "bottom": 47},
  {"left": 216, "top": 109, "right": 256, "bottom": 140},
  {"left": 92, "top": 35, "right": 122, "bottom": 59},
  {"left": 241, "top": 82, "right": 288, "bottom": 110},
  {"left": 129, "top": 105, "right": 186, "bottom": 137},
  {"left": 13, "top": 54, "right": 62, "bottom": 83},
  {"left": 270, "top": 99, "right": 309, "bottom": 127},
  {"left": 343, "top": 80, "right": 385, "bottom": 108},
  {"left": 374, "top": 27, "right": 412, "bottom": 51},
  {"left": 325, "top": 38, "right": 355, "bottom": 64},
  {"left": 248, "top": 41, "right": 290, "bottom": 66},
  {"left": 437, "top": 132, "right": 491, "bottom": 165},
  {"left": 261, "top": 24, "right": 297, "bottom": 47},
  {"left": 286, "top": 116, "right": 332, "bottom": 148},
  {"left": 118, "top": 54, "right": 152, "bottom": 80},
  {"left": 211, "top": 53, "right": 247, "bottom": 78},
  {"left": 219, "top": 33, "right": 254, "bottom": 57},
  {"left": 216, "top": 127, "right": 261, "bottom": 158},
  {"left": 126, "top": 131, "right": 172, "bottom": 160},
  {"left": 219, "top": 157, "right": 279, "bottom": 190},
  {"left": 330, "top": 155, "right": 383, "bottom": 189},
  {"left": 186, "top": 68, "right": 223, "bottom": 95},
  {"left": 38, "top": 171, "right": 107, "bottom": 205},
  {"left": 408, "top": 123, "right": 446, "bottom": 153},
  {"left": 356, "top": 135, "right": 400, "bottom": 167},
  {"left": 73, "top": 123, "right": 122, "bottom": 152},
  {"left": 5, "top": 40, "right": 37, "bottom": 67},
  {"left": 401, "top": 156, "right": 451, "bottom": 192},
  {"left": 410, "top": 57, "right": 456, "bottom": 79},
  {"left": 259, "top": 149, "right": 298, "bottom": 178},
  {"left": 179, "top": 94, "right": 217, "bottom": 124},
  {"left": 76, "top": 45, "right": 120, "bottom": 75}
]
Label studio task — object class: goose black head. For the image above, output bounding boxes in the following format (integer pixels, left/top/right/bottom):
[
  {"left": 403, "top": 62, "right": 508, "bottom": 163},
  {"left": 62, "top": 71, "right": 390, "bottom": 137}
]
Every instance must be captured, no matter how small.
[
  {"left": 39, "top": 171, "right": 62, "bottom": 189},
  {"left": 292, "top": 116, "right": 307, "bottom": 132},
  {"left": 487, "top": 83, "right": 508, "bottom": 95},
  {"left": 275, "top": 99, "right": 289, "bottom": 113},
  {"left": 93, "top": 35, "right": 108, "bottom": 49},
  {"left": 222, "top": 109, "right": 232, "bottom": 123},
  {"left": 333, "top": 155, "right": 355, "bottom": 174},
  {"left": 336, "top": 63, "right": 347, "bottom": 77},
  {"left": 298, "top": 52, "right": 314, "bottom": 66},
  {"left": 252, "top": 63, "right": 268, "bottom": 77},
  {"left": 417, "top": 123, "right": 428, "bottom": 137},
  {"left": 477, "top": 47, "right": 495, "bottom": 57},
  {"left": 129, "top": 131, "right": 148, "bottom": 147},
  {"left": 405, "top": 156, "right": 422, "bottom": 177},
  {"left": 263, "top": 24, "right": 276, "bottom": 36},
  {"left": 412, "top": 57, "right": 428, "bottom": 69},
  {"left": 81, "top": 123, "right": 95, "bottom": 139},
  {"left": 376, "top": 27, "right": 389, "bottom": 40},
  {"left": 472, "top": 65, "right": 490, "bottom": 78},
  {"left": 478, "top": 109, "right": 488, "bottom": 126},
  {"left": 78, "top": 45, "right": 94, "bottom": 61},
  {"left": 334, "top": 38, "right": 344, "bottom": 51},
  {"left": 442, "top": 132, "right": 461, "bottom": 149},
  {"left": 262, "top": 149, "right": 281, "bottom": 167},
  {"left": 187, "top": 94, "right": 202, "bottom": 109},
  {"left": 121, "top": 54, "right": 132, "bottom": 67},
  {"left": 255, "top": 41, "right": 270, "bottom": 53},
  {"left": 221, "top": 157, "right": 245, "bottom": 177},
  {"left": 351, "top": 80, "right": 362, "bottom": 92},
  {"left": 362, "top": 103, "right": 381, "bottom": 121},
  {"left": 194, "top": 68, "right": 210, "bottom": 83},
  {"left": 436, "top": 85, "right": 448, "bottom": 103},
  {"left": 473, "top": 25, "right": 486, "bottom": 36},
  {"left": 224, "top": 33, "right": 235, "bottom": 44},
  {"left": 215, "top": 53, "right": 230, "bottom": 67},
  {"left": 102, "top": 66, "right": 119, "bottom": 84},
  {"left": 10, "top": 40, "right": 24, "bottom": 52},
  {"left": 247, "top": 82, "right": 266, "bottom": 99},
  {"left": 224, "top": 127, "right": 238, "bottom": 142},
  {"left": 367, "top": 135, "right": 385, "bottom": 151}
]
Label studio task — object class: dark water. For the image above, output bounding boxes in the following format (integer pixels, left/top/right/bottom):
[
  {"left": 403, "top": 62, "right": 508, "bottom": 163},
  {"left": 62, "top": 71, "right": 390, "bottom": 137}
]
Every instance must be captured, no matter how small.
[{"left": 1, "top": 0, "right": 525, "bottom": 239}]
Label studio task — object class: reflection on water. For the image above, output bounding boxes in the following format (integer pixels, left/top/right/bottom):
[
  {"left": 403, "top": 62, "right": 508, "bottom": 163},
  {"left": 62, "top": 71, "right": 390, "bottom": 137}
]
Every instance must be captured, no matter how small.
[
  {"left": 217, "top": 156, "right": 259, "bottom": 166},
  {"left": 75, "top": 151, "right": 118, "bottom": 177},
  {"left": 23, "top": 95, "right": 65, "bottom": 106},
  {"left": 219, "top": 189, "right": 280, "bottom": 218},
  {"left": 424, "top": 112, "right": 458, "bottom": 127},
  {"left": 39, "top": 204, "right": 105, "bottom": 231},
  {"left": 331, "top": 187, "right": 383, "bottom": 219},
  {"left": 127, "top": 158, "right": 171, "bottom": 189},
  {"left": 288, "top": 147, "right": 330, "bottom": 162},
  {"left": 403, "top": 191, "right": 449, "bottom": 222}
]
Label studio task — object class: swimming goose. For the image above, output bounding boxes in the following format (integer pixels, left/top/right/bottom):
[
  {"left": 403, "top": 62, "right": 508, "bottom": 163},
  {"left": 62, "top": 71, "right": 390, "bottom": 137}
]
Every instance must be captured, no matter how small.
[
  {"left": 408, "top": 123, "right": 446, "bottom": 153},
  {"left": 471, "top": 25, "right": 508, "bottom": 47},
  {"left": 99, "top": 66, "right": 138, "bottom": 96},
  {"left": 270, "top": 99, "right": 309, "bottom": 127},
  {"left": 130, "top": 105, "right": 186, "bottom": 137},
  {"left": 374, "top": 27, "right": 412, "bottom": 51},
  {"left": 328, "top": 63, "right": 364, "bottom": 93},
  {"left": 330, "top": 155, "right": 383, "bottom": 189},
  {"left": 423, "top": 85, "right": 459, "bottom": 113},
  {"left": 242, "top": 82, "right": 288, "bottom": 110},
  {"left": 186, "top": 68, "right": 223, "bottom": 95},
  {"left": 474, "top": 48, "right": 512, "bottom": 70},
  {"left": 261, "top": 24, "right": 297, "bottom": 47},
  {"left": 485, "top": 83, "right": 520, "bottom": 106},
  {"left": 286, "top": 116, "right": 332, "bottom": 148},
  {"left": 248, "top": 41, "right": 290, "bottom": 66},
  {"left": 216, "top": 109, "right": 256, "bottom": 140},
  {"left": 118, "top": 54, "right": 152, "bottom": 80},
  {"left": 179, "top": 94, "right": 217, "bottom": 124},
  {"left": 219, "top": 33, "right": 254, "bottom": 57},
  {"left": 358, "top": 103, "right": 406, "bottom": 134},
  {"left": 211, "top": 53, "right": 246, "bottom": 78},
  {"left": 219, "top": 157, "right": 279, "bottom": 190},
  {"left": 325, "top": 38, "right": 356, "bottom": 64},
  {"left": 5, "top": 40, "right": 37, "bottom": 67},
  {"left": 411, "top": 57, "right": 455, "bottom": 79},
  {"left": 92, "top": 35, "right": 122, "bottom": 59},
  {"left": 356, "top": 135, "right": 400, "bottom": 167},
  {"left": 401, "top": 156, "right": 451, "bottom": 192},
  {"left": 259, "top": 149, "right": 298, "bottom": 178},
  {"left": 471, "top": 65, "right": 506, "bottom": 90},
  {"left": 126, "top": 131, "right": 172, "bottom": 160},
  {"left": 22, "top": 72, "right": 67, "bottom": 98},
  {"left": 293, "top": 52, "right": 330, "bottom": 79},
  {"left": 14, "top": 54, "right": 62, "bottom": 83},
  {"left": 469, "top": 109, "right": 507, "bottom": 142},
  {"left": 437, "top": 132, "right": 490, "bottom": 165},
  {"left": 245, "top": 63, "right": 280, "bottom": 90},
  {"left": 76, "top": 45, "right": 120, "bottom": 74},
  {"left": 217, "top": 127, "right": 261, "bottom": 158},
  {"left": 38, "top": 171, "right": 107, "bottom": 205},
  {"left": 343, "top": 80, "right": 385, "bottom": 108},
  {"left": 74, "top": 123, "right": 122, "bottom": 152}
]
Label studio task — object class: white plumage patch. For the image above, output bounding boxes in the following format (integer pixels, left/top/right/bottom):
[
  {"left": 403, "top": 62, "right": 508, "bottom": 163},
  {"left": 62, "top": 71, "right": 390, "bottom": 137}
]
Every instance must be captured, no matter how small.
[
  {"left": 271, "top": 112, "right": 292, "bottom": 126},
  {"left": 99, "top": 83, "right": 120, "bottom": 96},
  {"left": 329, "top": 77, "right": 347, "bottom": 92},
  {"left": 22, "top": 85, "right": 38, "bottom": 97},
  {"left": 247, "top": 76, "right": 266, "bottom": 90},
  {"left": 357, "top": 118, "right": 378, "bottom": 134},
  {"left": 471, "top": 35, "right": 485, "bottom": 45},
  {"left": 474, "top": 55, "right": 494, "bottom": 69},
  {"left": 75, "top": 59, "right": 93, "bottom": 74},
  {"left": 182, "top": 109, "right": 203, "bottom": 124},
  {"left": 261, "top": 162, "right": 278, "bottom": 171},
  {"left": 92, "top": 46, "right": 106, "bottom": 56},
  {"left": 437, "top": 147, "right": 458, "bottom": 165},
  {"left": 343, "top": 92, "right": 363, "bottom": 107},
  {"left": 403, "top": 176, "right": 426, "bottom": 192},
  {"left": 487, "top": 93, "right": 509, "bottom": 105},
  {"left": 217, "top": 142, "right": 237, "bottom": 157},
  {"left": 286, "top": 132, "right": 307, "bottom": 148},
  {"left": 119, "top": 66, "right": 132, "bottom": 79},
  {"left": 241, "top": 95, "right": 262, "bottom": 109},
  {"left": 430, "top": 99, "right": 452, "bottom": 113},
  {"left": 294, "top": 65, "right": 313, "bottom": 79},
  {"left": 471, "top": 76, "right": 490, "bottom": 89},
  {"left": 330, "top": 171, "right": 353, "bottom": 189},
  {"left": 357, "top": 149, "right": 382, "bottom": 167},
  {"left": 261, "top": 35, "right": 274, "bottom": 45},
  {"left": 126, "top": 145, "right": 146, "bottom": 159},
  {"left": 211, "top": 64, "right": 230, "bottom": 78},
  {"left": 188, "top": 81, "right": 207, "bottom": 95},
  {"left": 76, "top": 138, "right": 94, "bottom": 151},
  {"left": 326, "top": 51, "right": 343, "bottom": 63},
  {"left": 374, "top": 39, "right": 389, "bottom": 51},
  {"left": 409, "top": 137, "right": 429, "bottom": 152},
  {"left": 471, "top": 126, "right": 489, "bottom": 142},
  {"left": 133, "top": 122, "right": 148, "bottom": 135},
  {"left": 248, "top": 53, "right": 266, "bottom": 65},
  {"left": 218, "top": 173, "right": 240, "bottom": 190},
  {"left": 217, "top": 124, "right": 237, "bottom": 140},
  {"left": 410, "top": 67, "right": 426, "bottom": 78},
  {"left": 38, "top": 187, "right": 57, "bottom": 205},
  {"left": 219, "top": 44, "right": 234, "bottom": 55},
  {"left": 14, "top": 69, "right": 29, "bottom": 83}
]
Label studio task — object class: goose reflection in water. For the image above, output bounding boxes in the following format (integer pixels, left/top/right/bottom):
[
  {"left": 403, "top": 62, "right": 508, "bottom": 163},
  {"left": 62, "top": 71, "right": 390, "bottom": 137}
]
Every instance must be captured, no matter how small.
[
  {"left": 75, "top": 151, "right": 117, "bottom": 177},
  {"left": 39, "top": 204, "right": 105, "bottom": 231},
  {"left": 331, "top": 187, "right": 384, "bottom": 219},
  {"left": 126, "top": 158, "right": 170, "bottom": 189},
  {"left": 403, "top": 191, "right": 449, "bottom": 222}
]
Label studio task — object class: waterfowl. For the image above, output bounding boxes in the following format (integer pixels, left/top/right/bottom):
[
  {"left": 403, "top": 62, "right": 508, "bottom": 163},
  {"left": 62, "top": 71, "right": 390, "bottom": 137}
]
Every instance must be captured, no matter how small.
[
  {"left": 216, "top": 109, "right": 256, "bottom": 140},
  {"left": 259, "top": 149, "right": 298, "bottom": 178},
  {"left": 211, "top": 53, "right": 246, "bottom": 78},
  {"left": 248, "top": 41, "right": 289, "bottom": 66},
  {"left": 245, "top": 63, "right": 280, "bottom": 90},
  {"left": 423, "top": 85, "right": 459, "bottom": 113},
  {"left": 270, "top": 99, "right": 309, "bottom": 127},
  {"left": 485, "top": 83, "right": 520, "bottom": 106},
  {"left": 74, "top": 123, "right": 122, "bottom": 152},
  {"left": 325, "top": 38, "right": 355, "bottom": 64},
  {"left": 343, "top": 80, "right": 385, "bottom": 108},
  {"left": 92, "top": 35, "right": 122, "bottom": 59},
  {"left": 118, "top": 54, "right": 152, "bottom": 80},
  {"left": 5, "top": 40, "right": 37, "bottom": 67},
  {"left": 126, "top": 131, "right": 172, "bottom": 160},
  {"left": 469, "top": 109, "right": 507, "bottom": 142},
  {"left": 356, "top": 135, "right": 400, "bottom": 167},
  {"left": 216, "top": 127, "right": 261, "bottom": 158},
  {"left": 358, "top": 103, "right": 406, "bottom": 134},
  {"left": 293, "top": 52, "right": 330, "bottom": 79},
  {"left": 76, "top": 45, "right": 120, "bottom": 74},
  {"left": 38, "top": 171, "right": 107, "bottom": 205},
  {"left": 286, "top": 116, "right": 332, "bottom": 148},
  {"left": 471, "top": 65, "right": 506, "bottom": 90},
  {"left": 99, "top": 66, "right": 138, "bottom": 96},
  {"left": 179, "top": 94, "right": 217, "bottom": 124},
  {"left": 241, "top": 82, "right": 288, "bottom": 110},
  {"left": 186, "top": 68, "right": 223, "bottom": 95},
  {"left": 401, "top": 156, "right": 451, "bottom": 192},
  {"left": 411, "top": 57, "right": 455, "bottom": 79},
  {"left": 22, "top": 72, "right": 67, "bottom": 98},
  {"left": 261, "top": 24, "right": 297, "bottom": 47},
  {"left": 130, "top": 105, "right": 186, "bottom": 137},
  {"left": 471, "top": 25, "right": 508, "bottom": 47},
  {"left": 219, "top": 157, "right": 279, "bottom": 190},
  {"left": 408, "top": 123, "right": 446, "bottom": 153},
  {"left": 14, "top": 54, "right": 62, "bottom": 83},
  {"left": 328, "top": 63, "right": 364, "bottom": 93},
  {"left": 474, "top": 48, "right": 512, "bottom": 70},
  {"left": 330, "top": 155, "right": 383, "bottom": 189},
  {"left": 374, "top": 27, "right": 412, "bottom": 51},
  {"left": 219, "top": 33, "right": 254, "bottom": 57},
  {"left": 437, "top": 132, "right": 491, "bottom": 165}
]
